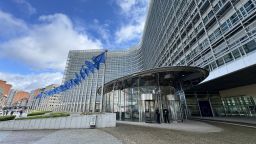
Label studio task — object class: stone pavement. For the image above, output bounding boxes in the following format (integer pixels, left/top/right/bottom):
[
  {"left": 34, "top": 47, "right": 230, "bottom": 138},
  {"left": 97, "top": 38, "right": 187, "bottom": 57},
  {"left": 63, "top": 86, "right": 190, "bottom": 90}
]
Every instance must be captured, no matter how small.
[
  {"left": 0, "top": 129, "right": 122, "bottom": 144},
  {"left": 102, "top": 122, "right": 256, "bottom": 144},
  {"left": 192, "top": 116, "right": 256, "bottom": 125},
  {"left": 117, "top": 120, "right": 222, "bottom": 133}
]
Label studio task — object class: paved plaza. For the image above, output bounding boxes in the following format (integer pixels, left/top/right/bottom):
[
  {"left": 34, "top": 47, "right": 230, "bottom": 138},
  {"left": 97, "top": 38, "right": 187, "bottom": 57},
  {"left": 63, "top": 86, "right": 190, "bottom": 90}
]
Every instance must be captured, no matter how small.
[
  {"left": 0, "top": 129, "right": 122, "bottom": 144},
  {"left": 0, "top": 121, "right": 256, "bottom": 144}
]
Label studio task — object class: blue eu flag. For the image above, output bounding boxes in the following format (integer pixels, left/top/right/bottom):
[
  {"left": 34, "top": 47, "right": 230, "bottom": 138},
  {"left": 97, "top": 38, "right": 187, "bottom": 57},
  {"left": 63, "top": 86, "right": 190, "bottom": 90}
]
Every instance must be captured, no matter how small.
[
  {"left": 92, "top": 52, "right": 106, "bottom": 64},
  {"left": 85, "top": 61, "right": 96, "bottom": 73},
  {"left": 80, "top": 69, "right": 87, "bottom": 79}
]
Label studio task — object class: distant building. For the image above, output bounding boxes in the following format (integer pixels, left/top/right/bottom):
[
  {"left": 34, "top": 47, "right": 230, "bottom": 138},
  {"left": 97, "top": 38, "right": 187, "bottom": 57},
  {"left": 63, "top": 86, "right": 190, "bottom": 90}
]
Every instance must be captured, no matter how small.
[
  {"left": 0, "top": 80, "right": 12, "bottom": 97},
  {"left": 30, "top": 84, "right": 61, "bottom": 111},
  {"left": 6, "top": 89, "right": 17, "bottom": 107},
  {"left": 0, "top": 92, "right": 7, "bottom": 109},
  {"left": 12, "top": 91, "right": 29, "bottom": 107}
]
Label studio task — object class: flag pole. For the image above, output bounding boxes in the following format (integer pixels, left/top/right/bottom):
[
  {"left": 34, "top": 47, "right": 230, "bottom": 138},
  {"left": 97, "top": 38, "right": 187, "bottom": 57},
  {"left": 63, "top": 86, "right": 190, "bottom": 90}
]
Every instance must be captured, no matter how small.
[{"left": 100, "top": 49, "right": 107, "bottom": 112}]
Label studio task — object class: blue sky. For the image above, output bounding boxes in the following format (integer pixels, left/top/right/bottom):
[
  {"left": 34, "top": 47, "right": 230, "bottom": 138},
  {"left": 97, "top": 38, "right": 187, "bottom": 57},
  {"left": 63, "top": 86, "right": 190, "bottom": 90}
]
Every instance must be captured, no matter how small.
[{"left": 0, "top": 0, "right": 148, "bottom": 91}]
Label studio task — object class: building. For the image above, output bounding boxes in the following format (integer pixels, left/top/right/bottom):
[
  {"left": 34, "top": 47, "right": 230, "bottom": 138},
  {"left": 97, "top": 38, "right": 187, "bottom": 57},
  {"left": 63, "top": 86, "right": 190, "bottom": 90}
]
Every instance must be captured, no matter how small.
[
  {"left": 6, "top": 89, "right": 17, "bottom": 107},
  {"left": 139, "top": 0, "right": 256, "bottom": 119},
  {"left": 0, "top": 80, "right": 12, "bottom": 97},
  {"left": 59, "top": 0, "right": 256, "bottom": 121},
  {"left": 0, "top": 92, "right": 7, "bottom": 110},
  {"left": 30, "top": 84, "right": 61, "bottom": 111},
  {"left": 12, "top": 91, "right": 29, "bottom": 107},
  {"left": 59, "top": 48, "right": 143, "bottom": 113}
]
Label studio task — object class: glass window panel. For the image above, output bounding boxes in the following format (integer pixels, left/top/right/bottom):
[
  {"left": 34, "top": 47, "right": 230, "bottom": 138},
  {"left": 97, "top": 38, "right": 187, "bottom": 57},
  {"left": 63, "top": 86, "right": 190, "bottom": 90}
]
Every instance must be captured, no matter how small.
[
  {"left": 243, "top": 40, "right": 256, "bottom": 54},
  {"left": 240, "top": 7, "right": 247, "bottom": 17},
  {"left": 244, "top": 0, "right": 255, "bottom": 14},
  {"left": 214, "top": 28, "right": 222, "bottom": 38},
  {"left": 203, "top": 16, "right": 208, "bottom": 24},
  {"left": 216, "top": 58, "right": 224, "bottom": 66},
  {"left": 230, "top": 13, "right": 239, "bottom": 25},
  {"left": 208, "top": 10, "right": 214, "bottom": 19},
  {"left": 232, "top": 49, "right": 241, "bottom": 59},
  {"left": 239, "top": 47, "right": 245, "bottom": 55},
  {"left": 223, "top": 53, "right": 233, "bottom": 63},
  {"left": 211, "top": 61, "right": 217, "bottom": 69},
  {"left": 213, "top": 3, "right": 220, "bottom": 12},
  {"left": 220, "top": 22, "right": 229, "bottom": 33}
]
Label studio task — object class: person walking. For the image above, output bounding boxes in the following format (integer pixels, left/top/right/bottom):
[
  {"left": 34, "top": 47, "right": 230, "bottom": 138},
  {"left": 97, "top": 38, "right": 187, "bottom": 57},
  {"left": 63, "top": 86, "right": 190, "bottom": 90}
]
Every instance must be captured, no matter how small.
[{"left": 163, "top": 109, "right": 170, "bottom": 123}]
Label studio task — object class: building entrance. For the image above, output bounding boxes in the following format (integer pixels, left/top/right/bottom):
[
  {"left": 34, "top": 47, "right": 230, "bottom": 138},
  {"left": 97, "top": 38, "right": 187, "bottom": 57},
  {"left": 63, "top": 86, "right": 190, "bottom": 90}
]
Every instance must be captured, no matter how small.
[
  {"left": 199, "top": 101, "right": 213, "bottom": 117},
  {"left": 144, "top": 100, "right": 155, "bottom": 123}
]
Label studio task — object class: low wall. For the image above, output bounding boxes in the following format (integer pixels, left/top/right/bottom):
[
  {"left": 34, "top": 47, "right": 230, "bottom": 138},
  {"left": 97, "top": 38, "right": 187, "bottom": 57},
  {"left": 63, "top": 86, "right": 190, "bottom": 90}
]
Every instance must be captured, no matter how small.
[{"left": 0, "top": 113, "right": 116, "bottom": 130}]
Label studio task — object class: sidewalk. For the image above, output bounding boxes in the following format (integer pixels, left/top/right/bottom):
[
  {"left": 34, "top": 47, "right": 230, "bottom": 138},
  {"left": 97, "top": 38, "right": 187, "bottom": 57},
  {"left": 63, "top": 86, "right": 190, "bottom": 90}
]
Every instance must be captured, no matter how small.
[
  {"left": 117, "top": 120, "right": 222, "bottom": 133},
  {"left": 191, "top": 116, "right": 256, "bottom": 125}
]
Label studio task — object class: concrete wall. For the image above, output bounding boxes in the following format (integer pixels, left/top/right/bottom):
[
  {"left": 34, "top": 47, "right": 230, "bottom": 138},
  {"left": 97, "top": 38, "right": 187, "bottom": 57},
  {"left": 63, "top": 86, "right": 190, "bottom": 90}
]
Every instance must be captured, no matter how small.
[{"left": 0, "top": 113, "right": 115, "bottom": 130}]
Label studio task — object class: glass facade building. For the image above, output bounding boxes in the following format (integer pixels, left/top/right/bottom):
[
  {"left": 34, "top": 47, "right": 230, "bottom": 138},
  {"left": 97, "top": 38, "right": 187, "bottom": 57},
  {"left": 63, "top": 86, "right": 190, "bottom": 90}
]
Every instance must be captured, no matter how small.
[
  {"left": 59, "top": 0, "right": 256, "bottom": 120},
  {"left": 59, "top": 47, "right": 143, "bottom": 113}
]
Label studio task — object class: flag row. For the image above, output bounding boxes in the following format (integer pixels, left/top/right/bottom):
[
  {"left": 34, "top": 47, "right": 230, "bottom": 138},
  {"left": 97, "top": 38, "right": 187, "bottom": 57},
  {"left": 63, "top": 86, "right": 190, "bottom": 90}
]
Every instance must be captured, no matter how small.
[{"left": 36, "top": 51, "right": 106, "bottom": 99}]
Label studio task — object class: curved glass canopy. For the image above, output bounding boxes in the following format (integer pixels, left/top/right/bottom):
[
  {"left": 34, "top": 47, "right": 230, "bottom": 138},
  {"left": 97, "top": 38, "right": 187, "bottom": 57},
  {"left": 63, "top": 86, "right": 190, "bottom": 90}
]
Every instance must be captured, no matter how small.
[{"left": 98, "top": 66, "right": 208, "bottom": 123}]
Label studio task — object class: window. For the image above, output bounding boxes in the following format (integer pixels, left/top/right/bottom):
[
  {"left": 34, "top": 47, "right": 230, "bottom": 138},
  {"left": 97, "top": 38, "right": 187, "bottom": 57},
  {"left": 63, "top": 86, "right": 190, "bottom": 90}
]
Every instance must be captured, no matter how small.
[
  {"left": 220, "top": 22, "right": 229, "bottom": 33},
  {"left": 214, "top": 28, "right": 222, "bottom": 38},
  {"left": 209, "top": 33, "right": 215, "bottom": 42},
  {"left": 226, "top": 19, "right": 232, "bottom": 27},
  {"left": 239, "top": 47, "right": 245, "bottom": 55},
  {"left": 240, "top": 7, "right": 247, "bottom": 17},
  {"left": 232, "top": 49, "right": 241, "bottom": 59},
  {"left": 208, "top": 10, "right": 214, "bottom": 19},
  {"left": 244, "top": 0, "right": 255, "bottom": 14},
  {"left": 213, "top": 3, "right": 220, "bottom": 12},
  {"left": 230, "top": 13, "right": 239, "bottom": 25},
  {"left": 243, "top": 40, "right": 256, "bottom": 54},
  {"left": 223, "top": 53, "right": 233, "bottom": 63},
  {"left": 203, "top": 16, "right": 208, "bottom": 24},
  {"left": 216, "top": 58, "right": 224, "bottom": 66},
  {"left": 210, "top": 61, "right": 217, "bottom": 70},
  {"left": 204, "top": 65, "right": 210, "bottom": 71}
]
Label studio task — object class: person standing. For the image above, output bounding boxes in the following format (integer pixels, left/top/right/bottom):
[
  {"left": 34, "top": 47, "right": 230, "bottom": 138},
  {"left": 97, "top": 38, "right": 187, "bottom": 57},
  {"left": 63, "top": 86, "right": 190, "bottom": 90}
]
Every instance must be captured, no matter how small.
[
  {"left": 10, "top": 111, "right": 14, "bottom": 116},
  {"left": 19, "top": 109, "right": 23, "bottom": 117},
  {"left": 155, "top": 109, "right": 161, "bottom": 124},
  {"left": 163, "top": 109, "right": 170, "bottom": 123}
]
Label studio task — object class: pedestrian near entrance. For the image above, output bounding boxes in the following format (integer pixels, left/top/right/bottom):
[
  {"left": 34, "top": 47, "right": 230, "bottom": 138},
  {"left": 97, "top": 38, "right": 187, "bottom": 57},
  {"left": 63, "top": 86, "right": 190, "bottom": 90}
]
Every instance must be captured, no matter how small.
[
  {"left": 155, "top": 109, "right": 161, "bottom": 124},
  {"left": 163, "top": 109, "right": 170, "bottom": 123},
  {"left": 10, "top": 111, "right": 14, "bottom": 116},
  {"left": 19, "top": 109, "right": 23, "bottom": 117}
]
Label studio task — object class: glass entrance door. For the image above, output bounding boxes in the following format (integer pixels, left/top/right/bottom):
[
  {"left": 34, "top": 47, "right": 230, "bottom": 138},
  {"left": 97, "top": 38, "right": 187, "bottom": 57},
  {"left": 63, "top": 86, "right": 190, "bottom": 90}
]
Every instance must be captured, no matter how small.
[{"left": 144, "top": 100, "right": 155, "bottom": 123}]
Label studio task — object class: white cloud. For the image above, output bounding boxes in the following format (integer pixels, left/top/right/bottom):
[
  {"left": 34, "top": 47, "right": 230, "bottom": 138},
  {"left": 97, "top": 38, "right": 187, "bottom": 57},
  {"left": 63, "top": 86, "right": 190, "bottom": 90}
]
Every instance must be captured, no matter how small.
[
  {"left": 0, "top": 10, "right": 28, "bottom": 39},
  {"left": 118, "top": 0, "right": 136, "bottom": 13},
  {"left": 14, "top": 0, "right": 37, "bottom": 15},
  {"left": 0, "top": 11, "right": 103, "bottom": 91},
  {"left": 115, "top": 0, "right": 148, "bottom": 44},
  {"left": 0, "top": 72, "right": 62, "bottom": 92},
  {"left": 115, "top": 17, "right": 145, "bottom": 43},
  {"left": 0, "top": 11, "right": 103, "bottom": 71}
]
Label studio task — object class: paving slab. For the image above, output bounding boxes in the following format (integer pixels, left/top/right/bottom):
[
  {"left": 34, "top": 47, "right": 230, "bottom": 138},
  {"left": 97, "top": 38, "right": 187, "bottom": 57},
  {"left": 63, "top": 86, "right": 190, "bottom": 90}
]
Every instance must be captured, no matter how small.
[{"left": 117, "top": 120, "right": 222, "bottom": 133}]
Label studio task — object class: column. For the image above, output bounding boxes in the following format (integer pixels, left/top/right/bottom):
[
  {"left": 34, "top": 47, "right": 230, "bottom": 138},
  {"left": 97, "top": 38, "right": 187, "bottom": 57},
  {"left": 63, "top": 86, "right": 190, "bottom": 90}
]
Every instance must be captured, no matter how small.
[{"left": 194, "top": 92, "right": 202, "bottom": 118}]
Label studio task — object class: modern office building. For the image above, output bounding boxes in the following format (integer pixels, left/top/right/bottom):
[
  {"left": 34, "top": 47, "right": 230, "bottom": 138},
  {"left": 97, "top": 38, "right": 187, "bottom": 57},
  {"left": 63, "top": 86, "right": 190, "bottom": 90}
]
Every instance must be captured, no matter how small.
[
  {"left": 60, "top": 0, "right": 256, "bottom": 121},
  {"left": 59, "top": 47, "right": 143, "bottom": 113}
]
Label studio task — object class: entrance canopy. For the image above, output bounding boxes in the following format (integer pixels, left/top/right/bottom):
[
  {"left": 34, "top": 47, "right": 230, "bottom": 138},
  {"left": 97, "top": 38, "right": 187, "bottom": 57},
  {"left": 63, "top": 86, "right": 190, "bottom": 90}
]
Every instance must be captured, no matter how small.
[{"left": 98, "top": 66, "right": 209, "bottom": 94}]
